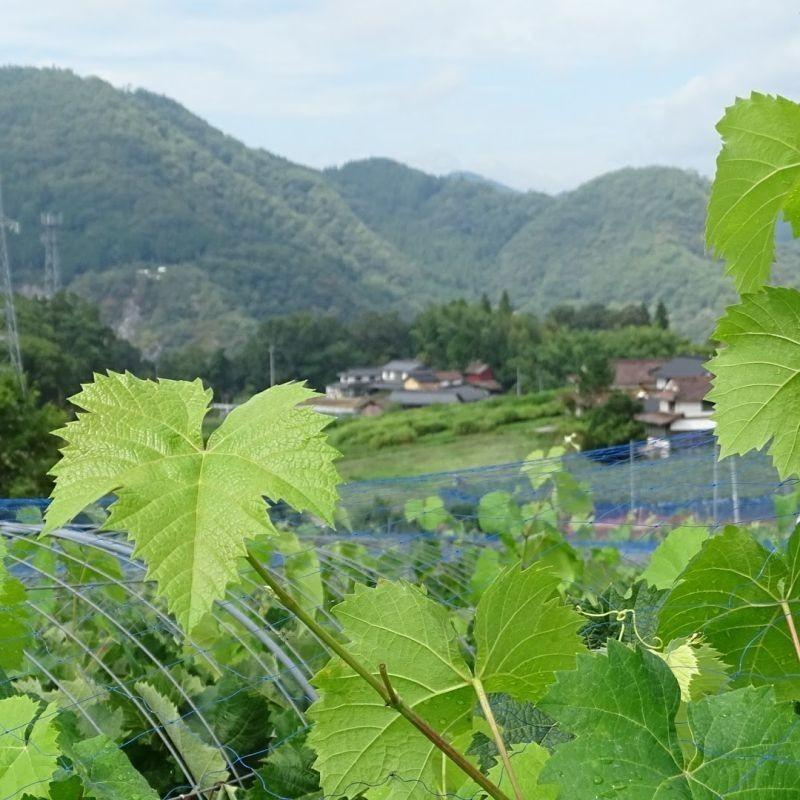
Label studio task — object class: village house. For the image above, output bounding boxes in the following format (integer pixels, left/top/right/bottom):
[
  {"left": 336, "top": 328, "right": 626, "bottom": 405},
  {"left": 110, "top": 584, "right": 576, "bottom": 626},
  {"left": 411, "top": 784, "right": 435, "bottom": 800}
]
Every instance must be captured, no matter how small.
[
  {"left": 610, "top": 358, "right": 667, "bottom": 395},
  {"left": 634, "top": 356, "right": 714, "bottom": 436},
  {"left": 389, "top": 384, "right": 490, "bottom": 408},
  {"left": 464, "top": 361, "right": 502, "bottom": 392}
]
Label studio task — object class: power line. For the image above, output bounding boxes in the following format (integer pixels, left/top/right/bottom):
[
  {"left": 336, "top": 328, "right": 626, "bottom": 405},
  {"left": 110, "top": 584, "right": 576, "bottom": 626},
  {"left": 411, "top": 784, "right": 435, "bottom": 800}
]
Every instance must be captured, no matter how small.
[
  {"left": 0, "top": 179, "right": 24, "bottom": 392},
  {"left": 41, "top": 211, "right": 62, "bottom": 297}
]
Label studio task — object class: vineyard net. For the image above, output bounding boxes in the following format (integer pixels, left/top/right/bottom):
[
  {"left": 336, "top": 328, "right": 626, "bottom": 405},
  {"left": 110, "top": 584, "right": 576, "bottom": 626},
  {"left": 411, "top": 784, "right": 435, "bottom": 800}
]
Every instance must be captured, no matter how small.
[{"left": 0, "top": 430, "right": 797, "bottom": 799}]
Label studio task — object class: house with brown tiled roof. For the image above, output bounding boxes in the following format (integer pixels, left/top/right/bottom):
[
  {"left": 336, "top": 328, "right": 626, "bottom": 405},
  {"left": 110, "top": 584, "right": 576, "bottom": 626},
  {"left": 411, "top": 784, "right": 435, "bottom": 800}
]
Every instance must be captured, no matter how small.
[
  {"left": 611, "top": 358, "right": 667, "bottom": 394},
  {"left": 636, "top": 372, "right": 715, "bottom": 436}
]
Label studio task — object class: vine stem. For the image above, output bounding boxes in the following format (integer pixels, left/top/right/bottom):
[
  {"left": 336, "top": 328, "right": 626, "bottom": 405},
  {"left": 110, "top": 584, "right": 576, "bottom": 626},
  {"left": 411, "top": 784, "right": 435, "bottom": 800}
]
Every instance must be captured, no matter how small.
[
  {"left": 780, "top": 600, "right": 800, "bottom": 663},
  {"left": 245, "top": 551, "right": 512, "bottom": 800},
  {"left": 472, "top": 678, "right": 523, "bottom": 800}
]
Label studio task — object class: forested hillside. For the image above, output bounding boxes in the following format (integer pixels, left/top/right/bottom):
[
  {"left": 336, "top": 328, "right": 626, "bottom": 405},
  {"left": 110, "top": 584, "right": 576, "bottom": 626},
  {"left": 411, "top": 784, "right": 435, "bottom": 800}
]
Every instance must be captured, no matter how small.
[
  {"left": 0, "top": 67, "right": 436, "bottom": 356},
  {"left": 4, "top": 66, "right": 799, "bottom": 350}
]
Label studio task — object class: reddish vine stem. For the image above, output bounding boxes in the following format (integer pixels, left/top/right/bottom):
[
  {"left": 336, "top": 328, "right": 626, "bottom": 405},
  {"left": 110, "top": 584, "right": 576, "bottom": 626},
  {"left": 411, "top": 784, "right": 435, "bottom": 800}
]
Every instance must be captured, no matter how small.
[{"left": 245, "top": 551, "right": 512, "bottom": 800}]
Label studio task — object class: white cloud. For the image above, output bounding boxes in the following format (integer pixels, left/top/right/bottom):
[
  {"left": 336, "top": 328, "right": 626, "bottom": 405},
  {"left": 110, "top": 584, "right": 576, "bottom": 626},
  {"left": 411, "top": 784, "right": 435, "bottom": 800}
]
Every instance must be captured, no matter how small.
[{"left": 4, "top": 1, "right": 800, "bottom": 190}]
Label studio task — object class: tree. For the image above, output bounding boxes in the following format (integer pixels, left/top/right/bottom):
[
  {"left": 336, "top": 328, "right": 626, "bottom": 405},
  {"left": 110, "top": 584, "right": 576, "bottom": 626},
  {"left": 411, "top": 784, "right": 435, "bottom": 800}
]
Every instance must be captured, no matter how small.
[
  {"left": 576, "top": 352, "right": 613, "bottom": 397},
  {"left": 580, "top": 391, "right": 645, "bottom": 450},
  {"left": 0, "top": 373, "right": 65, "bottom": 496},
  {"left": 16, "top": 292, "right": 147, "bottom": 405},
  {"left": 655, "top": 301, "right": 670, "bottom": 330}
]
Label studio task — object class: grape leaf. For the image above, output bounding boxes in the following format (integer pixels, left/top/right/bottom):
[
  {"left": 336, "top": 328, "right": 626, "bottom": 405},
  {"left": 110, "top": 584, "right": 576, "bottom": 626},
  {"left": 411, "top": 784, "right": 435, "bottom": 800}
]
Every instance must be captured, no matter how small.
[
  {"left": 309, "top": 565, "right": 584, "bottom": 798},
  {"left": 640, "top": 525, "right": 709, "bottom": 590},
  {"left": 0, "top": 539, "right": 31, "bottom": 670},
  {"left": 707, "top": 287, "right": 800, "bottom": 479},
  {"left": 43, "top": 373, "right": 341, "bottom": 630},
  {"left": 135, "top": 682, "right": 229, "bottom": 789},
  {"left": 654, "top": 635, "right": 728, "bottom": 702},
  {"left": 68, "top": 735, "right": 158, "bottom": 800},
  {"left": 0, "top": 696, "right": 60, "bottom": 799},
  {"left": 706, "top": 93, "right": 800, "bottom": 293},
  {"left": 458, "top": 743, "right": 557, "bottom": 800},
  {"left": 659, "top": 525, "right": 800, "bottom": 700},
  {"left": 404, "top": 496, "right": 450, "bottom": 532},
  {"left": 473, "top": 562, "right": 586, "bottom": 700},
  {"left": 466, "top": 694, "right": 568, "bottom": 772},
  {"left": 307, "top": 581, "right": 474, "bottom": 799},
  {"left": 540, "top": 640, "right": 800, "bottom": 799},
  {"left": 477, "top": 491, "right": 522, "bottom": 538},
  {"left": 247, "top": 741, "right": 320, "bottom": 799},
  {"left": 469, "top": 548, "right": 503, "bottom": 604}
]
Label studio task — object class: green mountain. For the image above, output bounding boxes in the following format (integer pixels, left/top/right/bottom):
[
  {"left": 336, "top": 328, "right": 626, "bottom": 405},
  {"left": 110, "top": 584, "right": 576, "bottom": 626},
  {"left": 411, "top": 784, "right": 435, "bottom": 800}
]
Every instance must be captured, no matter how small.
[
  {"left": 0, "top": 67, "right": 437, "bottom": 357},
  {"left": 3, "top": 66, "right": 799, "bottom": 352}
]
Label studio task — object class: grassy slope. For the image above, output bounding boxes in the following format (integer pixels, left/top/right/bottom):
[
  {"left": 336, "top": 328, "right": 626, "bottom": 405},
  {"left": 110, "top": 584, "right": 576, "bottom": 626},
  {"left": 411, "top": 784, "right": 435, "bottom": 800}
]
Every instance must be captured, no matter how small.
[{"left": 330, "top": 392, "right": 566, "bottom": 480}]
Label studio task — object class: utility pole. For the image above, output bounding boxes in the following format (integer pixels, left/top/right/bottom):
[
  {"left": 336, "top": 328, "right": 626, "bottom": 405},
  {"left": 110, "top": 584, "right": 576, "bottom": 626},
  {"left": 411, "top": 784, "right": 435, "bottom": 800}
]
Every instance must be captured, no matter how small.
[
  {"left": 269, "top": 343, "right": 275, "bottom": 387},
  {"left": 0, "top": 179, "right": 24, "bottom": 392},
  {"left": 41, "top": 211, "right": 62, "bottom": 297}
]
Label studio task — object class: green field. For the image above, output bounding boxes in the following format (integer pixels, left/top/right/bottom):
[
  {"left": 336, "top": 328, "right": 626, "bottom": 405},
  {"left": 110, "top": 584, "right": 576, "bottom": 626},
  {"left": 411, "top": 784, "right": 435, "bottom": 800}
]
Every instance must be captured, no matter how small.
[{"left": 330, "top": 391, "right": 567, "bottom": 480}]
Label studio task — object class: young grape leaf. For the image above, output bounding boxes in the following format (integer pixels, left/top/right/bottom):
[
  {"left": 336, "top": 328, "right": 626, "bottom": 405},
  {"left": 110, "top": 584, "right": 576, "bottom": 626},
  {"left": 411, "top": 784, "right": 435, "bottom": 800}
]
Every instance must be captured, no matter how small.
[
  {"left": 473, "top": 562, "right": 586, "bottom": 700},
  {"left": 458, "top": 743, "right": 557, "bottom": 800},
  {"left": 540, "top": 640, "right": 800, "bottom": 799},
  {"left": 640, "top": 525, "right": 709, "bottom": 590},
  {"left": 67, "top": 735, "right": 158, "bottom": 800},
  {"left": 308, "top": 581, "right": 474, "bottom": 799},
  {"left": 707, "top": 287, "right": 800, "bottom": 479},
  {"left": 135, "top": 682, "right": 229, "bottom": 789},
  {"left": 477, "top": 491, "right": 523, "bottom": 538},
  {"left": 706, "top": 93, "right": 800, "bottom": 293},
  {"left": 654, "top": 635, "right": 728, "bottom": 702},
  {"left": 0, "top": 696, "right": 60, "bottom": 799},
  {"left": 43, "top": 373, "right": 341, "bottom": 630},
  {"left": 658, "top": 525, "right": 800, "bottom": 699},
  {"left": 404, "top": 496, "right": 450, "bottom": 532}
]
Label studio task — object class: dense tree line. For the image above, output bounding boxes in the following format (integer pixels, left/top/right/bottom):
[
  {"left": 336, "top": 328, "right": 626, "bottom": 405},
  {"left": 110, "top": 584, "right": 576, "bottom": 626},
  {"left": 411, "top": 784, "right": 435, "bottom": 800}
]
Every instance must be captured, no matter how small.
[{"left": 156, "top": 298, "right": 699, "bottom": 398}]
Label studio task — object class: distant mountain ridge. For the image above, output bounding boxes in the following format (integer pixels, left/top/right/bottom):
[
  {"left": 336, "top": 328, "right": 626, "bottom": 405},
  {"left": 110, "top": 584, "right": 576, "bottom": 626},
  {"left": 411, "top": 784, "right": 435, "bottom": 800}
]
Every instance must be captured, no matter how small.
[{"left": 2, "top": 66, "right": 798, "bottom": 354}]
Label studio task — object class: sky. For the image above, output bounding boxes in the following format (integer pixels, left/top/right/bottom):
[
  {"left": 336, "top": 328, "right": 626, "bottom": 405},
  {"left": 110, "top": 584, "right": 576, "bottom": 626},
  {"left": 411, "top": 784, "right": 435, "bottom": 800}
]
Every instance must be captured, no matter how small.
[{"left": 4, "top": 0, "right": 800, "bottom": 192}]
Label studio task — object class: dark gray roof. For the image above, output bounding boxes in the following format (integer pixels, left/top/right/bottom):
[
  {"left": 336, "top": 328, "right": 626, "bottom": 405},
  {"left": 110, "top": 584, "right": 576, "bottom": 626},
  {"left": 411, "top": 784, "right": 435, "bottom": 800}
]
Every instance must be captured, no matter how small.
[
  {"left": 382, "top": 359, "right": 424, "bottom": 372},
  {"left": 341, "top": 367, "right": 382, "bottom": 377},
  {"left": 652, "top": 356, "right": 709, "bottom": 379},
  {"left": 389, "top": 386, "right": 489, "bottom": 407},
  {"left": 453, "top": 385, "right": 490, "bottom": 402},
  {"left": 389, "top": 390, "right": 459, "bottom": 406}
]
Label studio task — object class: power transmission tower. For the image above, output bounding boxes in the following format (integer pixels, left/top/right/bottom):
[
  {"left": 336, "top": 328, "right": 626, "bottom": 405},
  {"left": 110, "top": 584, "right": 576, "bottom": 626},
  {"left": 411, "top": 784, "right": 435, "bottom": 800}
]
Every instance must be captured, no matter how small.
[
  {"left": 0, "top": 179, "right": 24, "bottom": 391},
  {"left": 41, "top": 211, "right": 62, "bottom": 297}
]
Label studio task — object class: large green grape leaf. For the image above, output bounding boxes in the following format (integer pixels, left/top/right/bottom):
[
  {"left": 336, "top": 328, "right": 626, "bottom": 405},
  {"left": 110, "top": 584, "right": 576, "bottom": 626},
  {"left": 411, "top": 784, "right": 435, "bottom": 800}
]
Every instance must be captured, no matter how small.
[
  {"left": 308, "top": 581, "right": 474, "bottom": 799},
  {"left": 67, "top": 735, "right": 158, "bottom": 800},
  {"left": 706, "top": 93, "right": 800, "bottom": 293},
  {"left": 0, "top": 697, "right": 60, "bottom": 799},
  {"left": 309, "top": 566, "right": 584, "bottom": 799},
  {"left": 473, "top": 563, "right": 586, "bottom": 700},
  {"left": 659, "top": 525, "right": 800, "bottom": 700},
  {"left": 135, "top": 682, "right": 229, "bottom": 789},
  {"left": 707, "top": 287, "right": 800, "bottom": 478},
  {"left": 43, "top": 373, "right": 341, "bottom": 630},
  {"left": 540, "top": 640, "right": 800, "bottom": 799},
  {"left": 640, "top": 525, "right": 709, "bottom": 590}
]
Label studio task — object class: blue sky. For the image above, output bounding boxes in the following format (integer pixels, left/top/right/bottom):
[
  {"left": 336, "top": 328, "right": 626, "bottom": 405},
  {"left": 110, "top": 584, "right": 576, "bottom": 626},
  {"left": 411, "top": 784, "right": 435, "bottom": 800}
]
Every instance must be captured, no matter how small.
[{"left": 4, "top": 1, "right": 800, "bottom": 192}]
